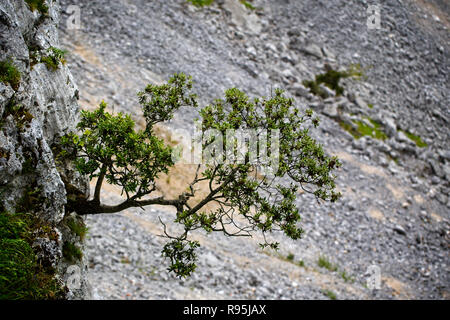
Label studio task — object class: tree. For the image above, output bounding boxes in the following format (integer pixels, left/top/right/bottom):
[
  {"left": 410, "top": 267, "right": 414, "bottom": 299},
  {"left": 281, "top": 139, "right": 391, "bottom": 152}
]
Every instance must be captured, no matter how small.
[{"left": 61, "top": 73, "right": 341, "bottom": 277}]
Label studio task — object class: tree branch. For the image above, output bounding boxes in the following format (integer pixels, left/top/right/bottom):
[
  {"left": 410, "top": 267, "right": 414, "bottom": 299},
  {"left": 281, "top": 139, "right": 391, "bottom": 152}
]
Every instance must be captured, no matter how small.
[
  {"left": 72, "top": 196, "right": 181, "bottom": 215},
  {"left": 93, "top": 163, "right": 107, "bottom": 204}
]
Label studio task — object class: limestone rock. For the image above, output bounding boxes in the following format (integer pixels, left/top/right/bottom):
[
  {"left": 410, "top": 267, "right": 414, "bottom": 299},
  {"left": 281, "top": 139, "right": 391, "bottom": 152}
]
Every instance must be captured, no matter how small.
[{"left": 0, "top": 0, "right": 90, "bottom": 299}]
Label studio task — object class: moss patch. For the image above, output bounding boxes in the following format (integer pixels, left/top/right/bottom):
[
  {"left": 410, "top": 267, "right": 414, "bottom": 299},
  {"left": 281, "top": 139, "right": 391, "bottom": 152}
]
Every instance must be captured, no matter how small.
[
  {"left": 339, "top": 117, "right": 387, "bottom": 141},
  {"left": 400, "top": 130, "right": 427, "bottom": 148},
  {"left": 0, "top": 212, "right": 66, "bottom": 300},
  {"left": 322, "top": 289, "right": 337, "bottom": 300},
  {"left": 0, "top": 60, "right": 21, "bottom": 91},
  {"left": 62, "top": 241, "right": 82, "bottom": 262},
  {"left": 303, "top": 64, "right": 364, "bottom": 98},
  {"left": 3, "top": 101, "right": 34, "bottom": 131},
  {"left": 187, "top": 0, "right": 214, "bottom": 7},
  {"left": 41, "top": 47, "right": 67, "bottom": 71},
  {"left": 66, "top": 217, "right": 88, "bottom": 241},
  {"left": 339, "top": 270, "right": 355, "bottom": 283},
  {"left": 15, "top": 186, "right": 42, "bottom": 213},
  {"left": 355, "top": 119, "right": 387, "bottom": 140},
  {"left": 24, "top": 0, "right": 49, "bottom": 15},
  {"left": 317, "top": 255, "right": 338, "bottom": 272},
  {"left": 240, "top": 0, "right": 257, "bottom": 10},
  {"left": 0, "top": 148, "right": 10, "bottom": 160}
]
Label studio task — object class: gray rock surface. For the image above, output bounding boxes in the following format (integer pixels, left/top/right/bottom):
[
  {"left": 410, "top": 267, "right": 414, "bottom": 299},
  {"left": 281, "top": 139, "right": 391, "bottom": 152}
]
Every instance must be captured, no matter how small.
[{"left": 0, "top": 0, "right": 90, "bottom": 299}]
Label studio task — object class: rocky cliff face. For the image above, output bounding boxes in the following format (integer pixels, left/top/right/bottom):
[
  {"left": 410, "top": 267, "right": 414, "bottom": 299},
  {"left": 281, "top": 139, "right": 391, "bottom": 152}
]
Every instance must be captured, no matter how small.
[{"left": 0, "top": 0, "right": 90, "bottom": 299}]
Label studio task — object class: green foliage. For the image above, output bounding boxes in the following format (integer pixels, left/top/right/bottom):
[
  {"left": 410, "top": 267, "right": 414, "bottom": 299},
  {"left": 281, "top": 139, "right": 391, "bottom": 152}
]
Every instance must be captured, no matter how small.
[
  {"left": 0, "top": 212, "right": 65, "bottom": 299},
  {"left": 41, "top": 47, "right": 67, "bottom": 71},
  {"left": 15, "top": 187, "right": 42, "bottom": 213},
  {"left": 0, "top": 148, "right": 9, "bottom": 160},
  {"left": 0, "top": 60, "right": 21, "bottom": 91},
  {"left": 297, "top": 260, "right": 305, "bottom": 267},
  {"left": 400, "top": 130, "right": 427, "bottom": 148},
  {"left": 162, "top": 239, "right": 199, "bottom": 278},
  {"left": 62, "top": 101, "right": 174, "bottom": 199},
  {"left": 317, "top": 255, "right": 338, "bottom": 272},
  {"left": 187, "top": 0, "right": 257, "bottom": 10},
  {"left": 62, "top": 241, "right": 83, "bottom": 262},
  {"left": 64, "top": 73, "right": 341, "bottom": 278},
  {"left": 187, "top": 0, "right": 214, "bottom": 7},
  {"left": 303, "top": 64, "right": 364, "bottom": 98},
  {"left": 354, "top": 119, "right": 387, "bottom": 140},
  {"left": 286, "top": 253, "right": 295, "bottom": 261},
  {"left": 21, "top": 156, "right": 36, "bottom": 175},
  {"left": 139, "top": 73, "right": 198, "bottom": 128},
  {"left": 66, "top": 217, "right": 88, "bottom": 241},
  {"left": 339, "top": 270, "right": 354, "bottom": 283},
  {"left": 240, "top": 0, "right": 257, "bottom": 10},
  {"left": 3, "top": 101, "right": 34, "bottom": 131},
  {"left": 24, "top": 0, "right": 49, "bottom": 15},
  {"left": 339, "top": 117, "right": 387, "bottom": 141},
  {"left": 322, "top": 289, "right": 337, "bottom": 300},
  {"left": 29, "top": 46, "right": 39, "bottom": 69}
]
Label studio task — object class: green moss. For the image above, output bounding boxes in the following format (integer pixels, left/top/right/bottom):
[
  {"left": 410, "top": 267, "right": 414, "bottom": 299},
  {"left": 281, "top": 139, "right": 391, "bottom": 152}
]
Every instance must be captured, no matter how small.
[
  {"left": 387, "top": 154, "right": 399, "bottom": 165},
  {"left": 339, "top": 117, "right": 387, "bottom": 141},
  {"left": 240, "top": 0, "right": 257, "bottom": 10},
  {"left": 40, "top": 56, "right": 57, "bottom": 71},
  {"left": 302, "top": 79, "right": 328, "bottom": 99},
  {"left": 322, "top": 289, "right": 337, "bottom": 300},
  {"left": 3, "top": 100, "right": 34, "bottom": 131},
  {"left": 0, "top": 212, "right": 66, "bottom": 300},
  {"left": 317, "top": 255, "right": 338, "bottom": 272},
  {"left": 29, "top": 50, "right": 39, "bottom": 69},
  {"left": 367, "top": 103, "right": 374, "bottom": 109},
  {"left": 286, "top": 253, "right": 294, "bottom": 261},
  {"left": 21, "top": 156, "right": 36, "bottom": 175},
  {"left": 0, "top": 149, "right": 9, "bottom": 160},
  {"left": 338, "top": 121, "right": 359, "bottom": 139},
  {"left": 187, "top": 0, "right": 214, "bottom": 7},
  {"left": 297, "top": 260, "right": 305, "bottom": 267},
  {"left": 0, "top": 60, "right": 21, "bottom": 91},
  {"left": 15, "top": 187, "right": 42, "bottom": 213},
  {"left": 62, "top": 241, "right": 82, "bottom": 262},
  {"left": 400, "top": 130, "right": 427, "bottom": 148},
  {"left": 354, "top": 119, "right": 387, "bottom": 140},
  {"left": 303, "top": 64, "right": 364, "bottom": 98},
  {"left": 339, "top": 270, "right": 354, "bottom": 283},
  {"left": 41, "top": 47, "right": 67, "bottom": 71},
  {"left": 24, "top": 0, "right": 49, "bottom": 15},
  {"left": 66, "top": 217, "right": 88, "bottom": 241}
]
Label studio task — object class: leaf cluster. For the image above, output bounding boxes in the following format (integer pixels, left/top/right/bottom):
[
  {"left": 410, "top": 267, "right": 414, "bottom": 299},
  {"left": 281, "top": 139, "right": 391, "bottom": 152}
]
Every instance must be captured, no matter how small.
[
  {"left": 41, "top": 47, "right": 67, "bottom": 71},
  {"left": 25, "top": 0, "right": 49, "bottom": 15}
]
